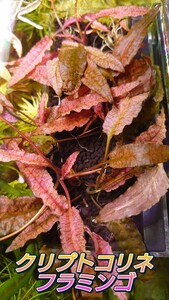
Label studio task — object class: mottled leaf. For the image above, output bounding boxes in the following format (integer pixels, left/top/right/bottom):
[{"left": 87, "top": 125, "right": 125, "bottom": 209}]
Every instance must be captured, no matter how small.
[
  {"left": 47, "top": 58, "right": 62, "bottom": 96},
  {"left": 59, "top": 206, "right": 86, "bottom": 253},
  {"left": 28, "top": 65, "right": 50, "bottom": 85},
  {"left": 135, "top": 109, "right": 166, "bottom": 143},
  {"left": 58, "top": 92, "right": 107, "bottom": 116},
  {"left": 63, "top": 5, "right": 148, "bottom": 27},
  {"left": 0, "top": 196, "right": 42, "bottom": 236},
  {"left": 35, "top": 110, "right": 93, "bottom": 135},
  {"left": 6, "top": 207, "right": 58, "bottom": 252},
  {"left": 117, "top": 57, "right": 152, "bottom": 85},
  {"left": 106, "top": 219, "right": 146, "bottom": 255},
  {"left": 28, "top": 52, "right": 57, "bottom": 85},
  {"left": 109, "top": 143, "right": 169, "bottom": 168},
  {"left": 122, "top": 68, "right": 164, "bottom": 142},
  {"left": 85, "top": 228, "right": 127, "bottom": 300},
  {"left": 61, "top": 151, "right": 79, "bottom": 179},
  {"left": 83, "top": 5, "right": 148, "bottom": 21},
  {"left": 0, "top": 148, "right": 48, "bottom": 166},
  {"left": 82, "top": 59, "right": 113, "bottom": 102},
  {"left": 103, "top": 92, "right": 149, "bottom": 142},
  {"left": 17, "top": 163, "right": 68, "bottom": 216},
  {"left": 112, "top": 64, "right": 153, "bottom": 98},
  {"left": 9, "top": 36, "right": 53, "bottom": 86},
  {"left": 86, "top": 46, "right": 124, "bottom": 72},
  {"left": 100, "top": 168, "right": 135, "bottom": 192},
  {"left": 97, "top": 164, "right": 169, "bottom": 222},
  {"left": 59, "top": 41, "right": 87, "bottom": 94},
  {"left": 113, "top": 6, "right": 159, "bottom": 66}
]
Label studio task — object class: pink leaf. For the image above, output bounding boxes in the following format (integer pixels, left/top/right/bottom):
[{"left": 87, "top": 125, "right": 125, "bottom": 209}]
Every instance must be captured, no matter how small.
[
  {"left": 135, "top": 109, "right": 166, "bottom": 143},
  {"left": 61, "top": 151, "right": 79, "bottom": 179},
  {"left": 113, "top": 7, "right": 159, "bottom": 66},
  {"left": 59, "top": 206, "right": 86, "bottom": 253},
  {"left": 58, "top": 92, "right": 107, "bottom": 116},
  {"left": 97, "top": 164, "right": 169, "bottom": 222},
  {"left": 8, "top": 36, "right": 53, "bottom": 86},
  {"left": 93, "top": 102, "right": 105, "bottom": 120},
  {"left": 85, "top": 228, "right": 127, "bottom": 300},
  {"left": 6, "top": 207, "right": 58, "bottom": 252},
  {"left": 17, "top": 162, "right": 68, "bottom": 216},
  {"left": 34, "top": 110, "right": 93, "bottom": 135},
  {"left": 64, "top": 6, "right": 148, "bottom": 28},
  {"left": 35, "top": 92, "right": 48, "bottom": 126},
  {"left": 0, "top": 148, "right": 48, "bottom": 166},
  {"left": 103, "top": 92, "right": 149, "bottom": 141},
  {"left": 28, "top": 64, "right": 50, "bottom": 85},
  {"left": 28, "top": 52, "right": 57, "bottom": 85},
  {"left": 84, "top": 6, "right": 148, "bottom": 21}
]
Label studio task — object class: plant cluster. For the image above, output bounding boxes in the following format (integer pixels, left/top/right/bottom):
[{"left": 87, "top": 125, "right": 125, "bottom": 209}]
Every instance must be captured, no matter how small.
[{"left": 0, "top": 1, "right": 169, "bottom": 299}]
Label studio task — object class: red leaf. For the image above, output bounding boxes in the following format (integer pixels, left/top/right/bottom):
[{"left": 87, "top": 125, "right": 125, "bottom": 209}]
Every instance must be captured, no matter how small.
[
  {"left": 8, "top": 36, "right": 53, "bottom": 86},
  {"left": 61, "top": 151, "right": 79, "bottom": 179},
  {"left": 85, "top": 228, "right": 127, "bottom": 300},
  {"left": 135, "top": 109, "right": 166, "bottom": 143},
  {"left": 17, "top": 163, "right": 68, "bottom": 216},
  {"left": 59, "top": 206, "right": 86, "bottom": 253},
  {"left": 97, "top": 164, "right": 169, "bottom": 222},
  {"left": 57, "top": 92, "right": 107, "bottom": 116},
  {"left": 6, "top": 207, "right": 58, "bottom": 252},
  {"left": 113, "top": 7, "right": 159, "bottom": 66},
  {"left": 35, "top": 110, "right": 93, "bottom": 135},
  {"left": 82, "top": 59, "right": 113, "bottom": 102},
  {"left": 103, "top": 92, "right": 149, "bottom": 141}
]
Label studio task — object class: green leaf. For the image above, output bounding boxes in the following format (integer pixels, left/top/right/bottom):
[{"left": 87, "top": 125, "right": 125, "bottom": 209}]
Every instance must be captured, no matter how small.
[
  {"left": 0, "top": 242, "right": 38, "bottom": 300},
  {"left": 56, "top": 0, "right": 117, "bottom": 18},
  {"left": 0, "top": 162, "right": 18, "bottom": 183},
  {"left": 133, "top": 259, "right": 169, "bottom": 300},
  {"left": 0, "top": 120, "right": 16, "bottom": 143},
  {"left": 0, "top": 179, "right": 33, "bottom": 198},
  {"left": 102, "top": 288, "right": 119, "bottom": 300},
  {"left": 106, "top": 218, "right": 146, "bottom": 255}
]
